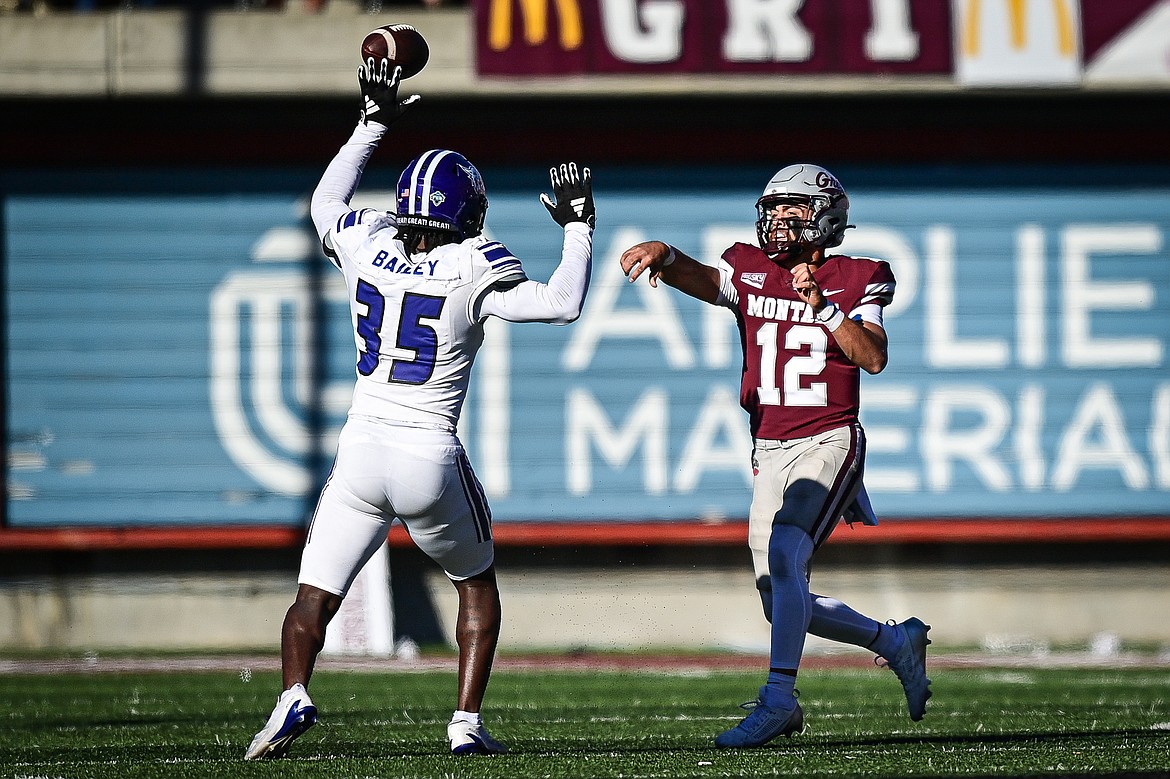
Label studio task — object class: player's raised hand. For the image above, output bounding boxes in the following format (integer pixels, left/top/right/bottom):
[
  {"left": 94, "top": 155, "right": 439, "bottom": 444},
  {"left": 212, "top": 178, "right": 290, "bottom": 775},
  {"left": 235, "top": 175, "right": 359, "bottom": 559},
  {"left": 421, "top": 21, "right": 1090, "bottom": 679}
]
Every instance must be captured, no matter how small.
[
  {"left": 359, "top": 63, "right": 420, "bottom": 127},
  {"left": 620, "top": 241, "right": 673, "bottom": 288},
  {"left": 540, "top": 163, "right": 595, "bottom": 228},
  {"left": 791, "top": 262, "right": 826, "bottom": 310}
]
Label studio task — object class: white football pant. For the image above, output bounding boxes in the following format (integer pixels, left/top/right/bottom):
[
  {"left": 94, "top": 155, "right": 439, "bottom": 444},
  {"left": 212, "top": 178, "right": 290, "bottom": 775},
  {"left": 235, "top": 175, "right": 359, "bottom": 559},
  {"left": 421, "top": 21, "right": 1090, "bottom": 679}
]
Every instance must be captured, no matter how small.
[{"left": 299, "top": 416, "right": 495, "bottom": 596}]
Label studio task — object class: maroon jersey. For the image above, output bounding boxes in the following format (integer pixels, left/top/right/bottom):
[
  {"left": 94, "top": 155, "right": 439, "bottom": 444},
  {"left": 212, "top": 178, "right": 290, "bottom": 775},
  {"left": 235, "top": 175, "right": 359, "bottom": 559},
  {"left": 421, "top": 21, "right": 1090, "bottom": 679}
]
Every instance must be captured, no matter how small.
[{"left": 718, "top": 243, "right": 895, "bottom": 441}]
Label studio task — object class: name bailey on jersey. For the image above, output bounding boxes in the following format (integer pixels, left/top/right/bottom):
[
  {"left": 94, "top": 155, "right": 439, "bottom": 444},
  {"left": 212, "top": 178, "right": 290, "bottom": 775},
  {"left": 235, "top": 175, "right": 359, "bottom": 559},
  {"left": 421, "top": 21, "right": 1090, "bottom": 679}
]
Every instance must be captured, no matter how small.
[{"left": 372, "top": 250, "right": 443, "bottom": 276}]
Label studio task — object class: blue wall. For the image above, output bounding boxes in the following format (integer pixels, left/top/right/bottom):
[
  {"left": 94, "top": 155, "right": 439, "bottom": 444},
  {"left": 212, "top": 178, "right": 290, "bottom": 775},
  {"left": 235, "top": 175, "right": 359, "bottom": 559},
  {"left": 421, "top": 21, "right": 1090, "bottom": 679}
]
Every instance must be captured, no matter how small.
[{"left": 6, "top": 168, "right": 1170, "bottom": 527}]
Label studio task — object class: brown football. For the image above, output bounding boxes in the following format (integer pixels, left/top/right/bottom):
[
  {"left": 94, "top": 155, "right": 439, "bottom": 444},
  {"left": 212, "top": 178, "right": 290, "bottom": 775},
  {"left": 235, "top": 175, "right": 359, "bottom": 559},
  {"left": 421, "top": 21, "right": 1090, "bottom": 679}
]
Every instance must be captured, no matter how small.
[{"left": 360, "top": 24, "right": 429, "bottom": 80}]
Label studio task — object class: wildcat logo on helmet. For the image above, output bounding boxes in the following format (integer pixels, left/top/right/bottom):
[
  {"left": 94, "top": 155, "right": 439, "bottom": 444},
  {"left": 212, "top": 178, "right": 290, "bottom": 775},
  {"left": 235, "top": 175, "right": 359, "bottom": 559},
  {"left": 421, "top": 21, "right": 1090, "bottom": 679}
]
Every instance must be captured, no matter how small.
[
  {"left": 430, "top": 191, "right": 447, "bottom": 206},
  {"left": 457, "top": 162, "right": 484, "bottom": 188}
]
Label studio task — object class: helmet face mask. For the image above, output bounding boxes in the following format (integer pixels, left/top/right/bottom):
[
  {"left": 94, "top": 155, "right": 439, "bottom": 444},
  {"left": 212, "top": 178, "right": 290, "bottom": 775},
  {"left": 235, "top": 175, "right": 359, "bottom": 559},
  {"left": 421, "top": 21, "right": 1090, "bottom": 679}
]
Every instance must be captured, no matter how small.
[
  {"left": 755, "top": 164, "right": 851, "bottom": 259},
  {"left": 756, "top": 196, "right": 823, "bottom": 258},
  {"left": 396, "top": 149, "right": 488, "bottom": 249}
]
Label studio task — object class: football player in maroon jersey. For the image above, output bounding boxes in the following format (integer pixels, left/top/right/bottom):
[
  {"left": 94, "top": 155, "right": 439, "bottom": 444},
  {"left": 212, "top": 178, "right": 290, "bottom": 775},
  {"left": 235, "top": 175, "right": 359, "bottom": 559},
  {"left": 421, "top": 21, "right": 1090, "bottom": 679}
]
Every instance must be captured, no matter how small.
[{"left": 621, "top": 164, "right": 931, "bottom": 748}]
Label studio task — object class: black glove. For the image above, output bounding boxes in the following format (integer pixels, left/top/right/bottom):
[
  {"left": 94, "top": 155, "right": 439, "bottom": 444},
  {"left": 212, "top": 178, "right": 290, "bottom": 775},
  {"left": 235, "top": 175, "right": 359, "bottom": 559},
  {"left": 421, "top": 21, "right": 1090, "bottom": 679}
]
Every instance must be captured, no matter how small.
[
  {"left": 540, "top": 163, "right": 595, "bottom": 228},
  {"left": 358, "top": 62, "right": 420, "bottom": 127}
]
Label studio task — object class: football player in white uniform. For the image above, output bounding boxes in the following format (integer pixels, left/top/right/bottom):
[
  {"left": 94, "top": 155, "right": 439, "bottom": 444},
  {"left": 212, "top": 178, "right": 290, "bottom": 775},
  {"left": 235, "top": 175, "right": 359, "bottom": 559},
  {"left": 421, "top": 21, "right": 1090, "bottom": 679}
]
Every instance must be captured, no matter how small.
[{"left": 246, "top": 64, "right": 595, "bottom": 760}]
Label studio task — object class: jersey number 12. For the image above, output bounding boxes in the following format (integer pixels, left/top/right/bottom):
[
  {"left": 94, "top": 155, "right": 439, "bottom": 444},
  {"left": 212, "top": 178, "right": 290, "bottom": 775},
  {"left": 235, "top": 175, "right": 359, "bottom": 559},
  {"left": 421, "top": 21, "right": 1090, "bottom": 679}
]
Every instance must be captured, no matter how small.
[{"left": 755, "top": 322, "right": 828, "bottom": 407}]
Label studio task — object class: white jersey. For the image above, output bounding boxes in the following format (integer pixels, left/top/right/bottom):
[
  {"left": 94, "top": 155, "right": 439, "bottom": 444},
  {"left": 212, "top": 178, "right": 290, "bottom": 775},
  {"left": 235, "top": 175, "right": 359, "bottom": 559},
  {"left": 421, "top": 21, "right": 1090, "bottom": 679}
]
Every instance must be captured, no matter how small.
[
  {"left": 325, "top": 209, "right": 527, "bottom": 430},
  {"left": 300, "top": 120, "right": 592, "bottom": 587},
  {"left": 310, "top": 121, "right": 592, "bottom": 432}
]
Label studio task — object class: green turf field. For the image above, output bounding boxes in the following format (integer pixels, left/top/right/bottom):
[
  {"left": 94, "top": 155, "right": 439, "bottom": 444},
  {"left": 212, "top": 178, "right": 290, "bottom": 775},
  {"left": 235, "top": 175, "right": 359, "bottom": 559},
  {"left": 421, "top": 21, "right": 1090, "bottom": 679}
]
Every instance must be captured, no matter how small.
[{"left": 2, "top": 663, "right": 1168, "bottom": 778}]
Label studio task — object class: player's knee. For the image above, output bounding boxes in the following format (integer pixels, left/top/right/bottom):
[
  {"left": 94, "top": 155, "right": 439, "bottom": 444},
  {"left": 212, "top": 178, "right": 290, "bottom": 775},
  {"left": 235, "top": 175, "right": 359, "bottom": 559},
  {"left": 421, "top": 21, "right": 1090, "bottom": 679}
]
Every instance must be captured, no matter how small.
[
  {"left": 285, "top": 587, "right": 341, "bottom": 645},
  {"left": 768, "top": 524, "right": 812, "bottom": 582},
  {"left": 454, "top": 569, "right": 502, "bottom": 633}
]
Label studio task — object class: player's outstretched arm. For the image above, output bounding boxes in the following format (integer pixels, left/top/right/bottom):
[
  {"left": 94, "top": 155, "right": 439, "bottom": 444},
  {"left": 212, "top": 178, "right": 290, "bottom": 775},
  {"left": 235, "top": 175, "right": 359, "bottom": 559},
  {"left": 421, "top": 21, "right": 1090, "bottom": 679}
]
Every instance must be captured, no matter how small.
[
  {"left": 620, "top": 242, "right": 721, "bottom": 304},
  {"left": 309, "top": 65, "right": 420, "bottom": 242},
  {"left": 478, "top": 164, "right": 594, "bottom": 325}
]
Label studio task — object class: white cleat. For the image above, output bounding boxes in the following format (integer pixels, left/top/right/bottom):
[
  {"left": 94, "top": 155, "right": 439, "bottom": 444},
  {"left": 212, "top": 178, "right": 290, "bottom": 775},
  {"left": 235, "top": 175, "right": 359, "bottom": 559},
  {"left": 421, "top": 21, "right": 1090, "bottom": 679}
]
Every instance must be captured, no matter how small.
[
  {"left": 448, "top": 718, "right": 508, "bottom": 755},
  {"left": 244, "top": 683, "right": 318, "bottom": 760}
]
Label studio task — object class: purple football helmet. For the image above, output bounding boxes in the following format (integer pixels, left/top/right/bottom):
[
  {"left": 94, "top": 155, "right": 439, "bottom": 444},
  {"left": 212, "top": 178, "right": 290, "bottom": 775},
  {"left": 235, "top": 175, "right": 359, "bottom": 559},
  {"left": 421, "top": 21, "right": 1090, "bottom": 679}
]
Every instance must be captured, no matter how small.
[{"left": 396, "top": 149, "right": 488, "bottom": 240}]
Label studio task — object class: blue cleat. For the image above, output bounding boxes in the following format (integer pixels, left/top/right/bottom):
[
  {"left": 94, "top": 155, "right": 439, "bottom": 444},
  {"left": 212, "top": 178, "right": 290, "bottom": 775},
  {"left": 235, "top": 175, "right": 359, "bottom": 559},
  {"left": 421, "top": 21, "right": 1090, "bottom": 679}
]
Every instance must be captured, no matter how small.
[
  {"left": 714, "top": 686, "right": 804, "bottom": 748},
  {"left": 881, "top": 617, "right": 932, "bottom": 721},
  {"left": 244, "top": 683, "right": 318, "bottom": 760}
]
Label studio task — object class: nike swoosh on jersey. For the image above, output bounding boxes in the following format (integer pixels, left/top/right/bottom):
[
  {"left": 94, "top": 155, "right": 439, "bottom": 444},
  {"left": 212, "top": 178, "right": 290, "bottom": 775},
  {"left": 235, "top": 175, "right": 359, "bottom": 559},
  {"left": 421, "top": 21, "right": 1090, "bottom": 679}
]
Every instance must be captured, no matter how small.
[{"left": 822, "top": 288, "right": 845, "bottom": 297}]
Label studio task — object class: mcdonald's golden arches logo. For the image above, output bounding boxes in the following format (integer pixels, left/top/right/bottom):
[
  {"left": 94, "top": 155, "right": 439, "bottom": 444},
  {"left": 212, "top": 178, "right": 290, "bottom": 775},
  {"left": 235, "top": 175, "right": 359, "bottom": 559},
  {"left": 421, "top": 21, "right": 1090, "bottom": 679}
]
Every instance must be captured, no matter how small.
[
  {"left": 489, "top": 0, "right": 583, "bottom": 51},
  {"left": 961, "top": 0, "right": 1077, "bottom": 57}
]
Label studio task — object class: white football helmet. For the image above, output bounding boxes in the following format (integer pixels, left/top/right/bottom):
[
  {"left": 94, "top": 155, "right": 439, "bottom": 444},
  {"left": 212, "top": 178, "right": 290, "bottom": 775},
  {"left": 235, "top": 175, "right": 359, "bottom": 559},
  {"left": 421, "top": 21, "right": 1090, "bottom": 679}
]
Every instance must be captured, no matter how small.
[{"left": 755, "top": 163, "right": 852, "bottom": 258}]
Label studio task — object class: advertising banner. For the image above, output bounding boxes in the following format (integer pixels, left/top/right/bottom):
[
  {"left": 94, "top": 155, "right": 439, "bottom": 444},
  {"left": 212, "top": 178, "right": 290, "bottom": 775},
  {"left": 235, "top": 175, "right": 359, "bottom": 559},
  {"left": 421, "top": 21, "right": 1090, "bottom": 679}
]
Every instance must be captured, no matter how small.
[
  {"left": 475, "top": 0, "right": 952, "bottom": 75},
  {"left": 5, "top": 168, "right": 1170, "bottom": 529},
  {"left": 473, "top": 0, "right": 1170, "bottom": 86}
]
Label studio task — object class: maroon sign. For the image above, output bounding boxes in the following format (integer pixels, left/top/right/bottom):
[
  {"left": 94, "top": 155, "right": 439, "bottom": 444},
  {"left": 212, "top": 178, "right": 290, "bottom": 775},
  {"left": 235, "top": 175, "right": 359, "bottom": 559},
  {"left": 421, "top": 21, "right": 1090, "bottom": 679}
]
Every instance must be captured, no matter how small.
[
  {"left": 474, "top": 0, "right": 952, "bottom": 75},
  {"left": 473, "top": 0, "right": 1166, "bottom": 78}
]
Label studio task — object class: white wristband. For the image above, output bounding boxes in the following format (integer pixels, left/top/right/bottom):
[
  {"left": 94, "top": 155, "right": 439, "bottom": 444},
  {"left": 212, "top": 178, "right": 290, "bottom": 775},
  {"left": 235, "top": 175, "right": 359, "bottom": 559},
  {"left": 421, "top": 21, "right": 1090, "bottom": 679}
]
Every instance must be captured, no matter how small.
[
  {"left": 816, "top": 303, "right": 846, "bottom": 332},
  {"left": 662, "top": 245, "right": 677, "bottom": 267}
]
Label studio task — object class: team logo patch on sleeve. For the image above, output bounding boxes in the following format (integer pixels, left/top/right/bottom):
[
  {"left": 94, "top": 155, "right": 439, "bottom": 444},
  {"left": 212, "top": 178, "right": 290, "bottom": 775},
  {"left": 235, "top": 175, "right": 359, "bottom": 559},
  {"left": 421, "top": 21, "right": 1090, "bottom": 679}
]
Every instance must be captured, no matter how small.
[{"left": 740, "top": 272, "right": 767, "bottom": 290}]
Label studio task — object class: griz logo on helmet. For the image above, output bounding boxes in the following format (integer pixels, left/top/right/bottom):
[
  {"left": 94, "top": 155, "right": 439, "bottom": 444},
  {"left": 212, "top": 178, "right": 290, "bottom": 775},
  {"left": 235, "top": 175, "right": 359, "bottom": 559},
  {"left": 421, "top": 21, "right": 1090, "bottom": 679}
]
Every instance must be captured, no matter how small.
[
  {"left": 815, "top": 171, "right": 841, "bottom": 191},
  {"left": 755, "top": 163, "right": 853, "bottom": 258}
]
